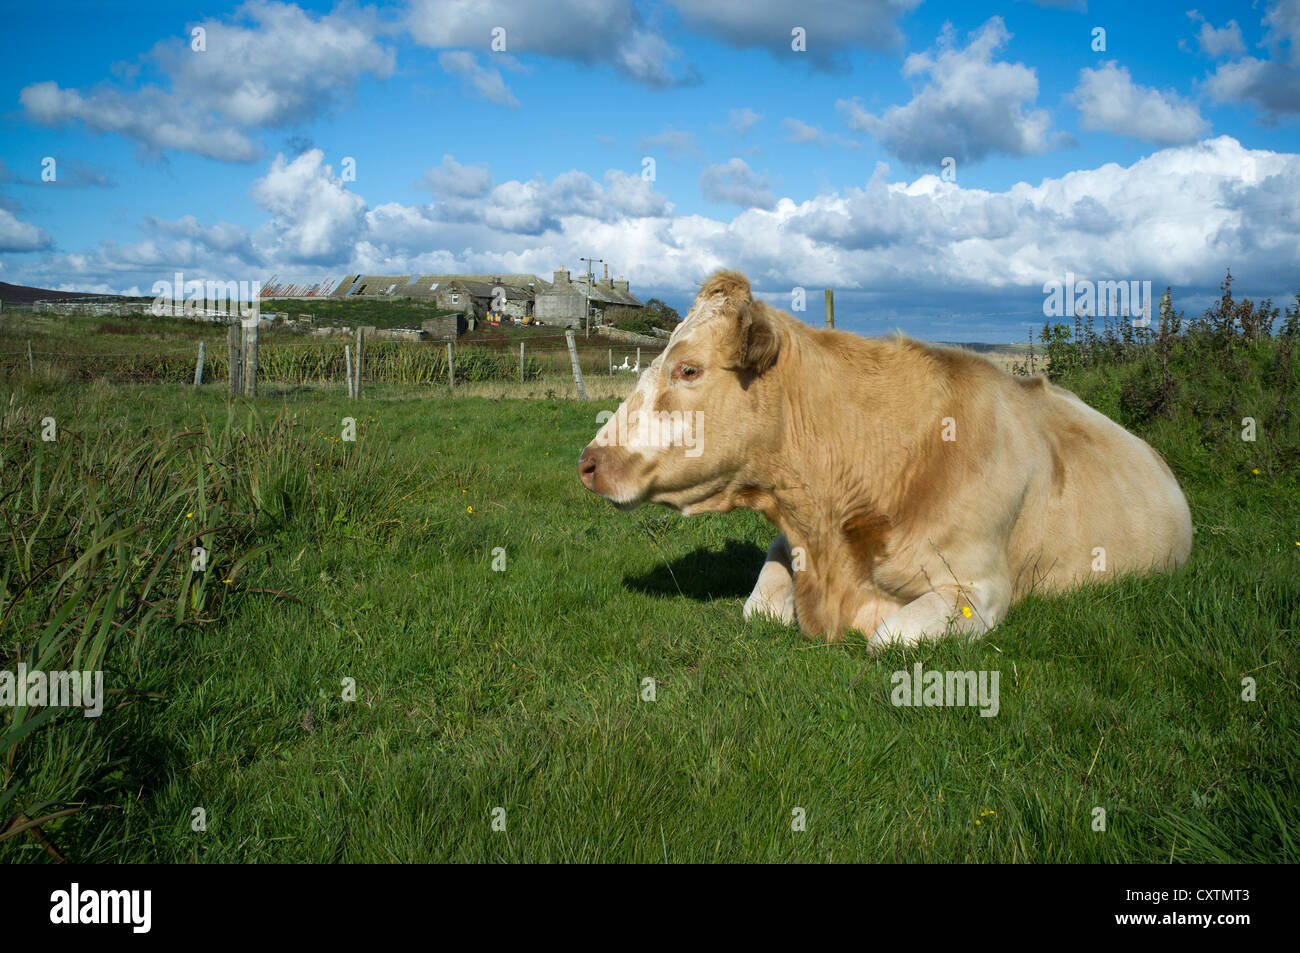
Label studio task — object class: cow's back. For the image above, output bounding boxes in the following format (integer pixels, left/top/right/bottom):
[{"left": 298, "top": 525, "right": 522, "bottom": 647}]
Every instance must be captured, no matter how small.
[{"left": 1003, "top": 374, "right": 1193, "bottom": 596}]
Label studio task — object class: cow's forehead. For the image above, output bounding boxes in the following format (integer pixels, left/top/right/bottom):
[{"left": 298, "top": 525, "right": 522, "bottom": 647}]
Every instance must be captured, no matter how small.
[{"left": 668, "top": 291, "right": 728, "bottom": 346}]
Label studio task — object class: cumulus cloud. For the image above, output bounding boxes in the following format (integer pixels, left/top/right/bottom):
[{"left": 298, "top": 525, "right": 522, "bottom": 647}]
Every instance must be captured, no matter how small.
[
  {"left": 669, "top": 0, "right": 920, "bottom": 64},
  {"left": 143, "top": 215, "right": 259, "bottom": 262},
  {"left": 0, "top": 207, "right": 53, "bottom": 252},
  {"left": 837, "top": 17, "right": 1063, "bottom": 165},
  {"left": 408, "top": 0, "right": 696, "bottom": 88},
  {"left": 18, "top": 1, "right": 393, "bottom": 162},
  {"left": 19, "top": 82, "right": 260, "bottom": 163},
  {"left": 1073, "top": 62, "right": 1209, "bottom": 144},
  {"left": 154, "top": 1, "right": 394, "bottom": 126},
  {"left": 249, "top": 149, "right": 368, "bottom": 263},
  {"left": 421, "top": 155, "right": 494, "bottom": 198},
  {"left": 14, "top": 138, "right": 1300, "bottom": 330},
  {"left": 1203, "top": 0, "right": 1300, "bottom": 115},
  {"left": 699, "top": 159, "right": 776, "bottom": 209},
  {"left": 1186, "top": 11, "right": 1246, "bottom": 58}
]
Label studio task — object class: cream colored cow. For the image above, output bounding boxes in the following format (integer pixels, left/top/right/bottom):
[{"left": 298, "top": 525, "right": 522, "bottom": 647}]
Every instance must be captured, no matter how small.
[{"left": 579, "top": 270, "right": 1193, "bottom": 652}]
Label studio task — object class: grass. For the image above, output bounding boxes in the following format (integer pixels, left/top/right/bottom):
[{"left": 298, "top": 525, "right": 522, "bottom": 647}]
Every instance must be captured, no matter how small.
[{"left": 1, "top": 289, "right": 1296, "bottom": 862}]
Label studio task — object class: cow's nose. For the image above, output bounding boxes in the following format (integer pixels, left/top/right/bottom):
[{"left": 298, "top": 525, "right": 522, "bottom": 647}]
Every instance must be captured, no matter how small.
[{"left": 578, "top": 446, "right": 601, "bottom": 491}]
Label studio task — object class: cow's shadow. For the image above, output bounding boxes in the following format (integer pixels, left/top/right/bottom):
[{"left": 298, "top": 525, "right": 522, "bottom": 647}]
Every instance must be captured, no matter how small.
[{"left": 623, "top": 539, "right": 765, "bottom": 601}]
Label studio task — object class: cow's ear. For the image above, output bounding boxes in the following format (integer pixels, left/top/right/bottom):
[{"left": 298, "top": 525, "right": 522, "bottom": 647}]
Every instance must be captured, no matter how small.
[
  {"left": 736, "top": 301, "right": 780, "bottom": 373},
  {"left": 700, "top": 270, "right": 780, "bottom": 373}
]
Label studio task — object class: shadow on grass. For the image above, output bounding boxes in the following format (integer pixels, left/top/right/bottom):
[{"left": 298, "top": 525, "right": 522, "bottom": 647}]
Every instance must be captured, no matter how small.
[{"left": 623, "top": 539, "right": 765, "bottom": 601}]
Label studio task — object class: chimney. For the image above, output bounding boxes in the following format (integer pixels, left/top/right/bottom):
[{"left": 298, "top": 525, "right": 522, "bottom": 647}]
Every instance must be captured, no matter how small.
[
  {"left": 553, "top": 268, "right": 570, "bottom": 287},
  {"left": 603, "top": 263, "right": 608, "bottom": 280},
  {"left": 614, "top": 278, "right": 629, "bottom": 293}
]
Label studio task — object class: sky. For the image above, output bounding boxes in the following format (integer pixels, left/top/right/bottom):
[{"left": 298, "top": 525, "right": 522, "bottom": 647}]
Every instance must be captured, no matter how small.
[{"left": 1, "top": 0, "right": 1298, "bottom": 342}]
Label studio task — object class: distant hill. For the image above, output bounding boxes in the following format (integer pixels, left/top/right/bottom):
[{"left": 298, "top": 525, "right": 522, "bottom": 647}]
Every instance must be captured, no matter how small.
[{"left": 0, "top": 281, "right": 129, "bottom": 305}]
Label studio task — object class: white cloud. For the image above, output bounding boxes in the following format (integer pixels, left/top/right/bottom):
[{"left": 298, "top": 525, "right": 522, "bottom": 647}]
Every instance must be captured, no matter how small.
[
  {"left": 783, "top": 118, "right": 824, "bottom": 143},
  {"left": 19, "top": 82, "right": 261, "bottom": 163},
  {"left": 408, "top": 0, "right": 696, "bottom": 88},
  {"left": 1187, "top": 12, "right": 1246, "bottom": 58},
  {"left": 669, "top": 0, "right": 920, "bottom": 63},
  {"left": 1073, "top": 62, "right": 1208, "bottom": 144},
  {"left": 782, "top": 118, "right": 858, "bottom": 148},
  {"left": 699, "top": 159, "right": 776, "bottom": 209},
  {"left": 14, "top": 138, "right": 1300, "bottom": 326},
  {"left": 154, "top": 1, "right": 394, "bottom": 126},
  {"left": 249, "top": 149, "right": 368, "bottom": 263},
  {"left": 17, "top": 1, "right": 393, "bottom": 162},
  {"left": 438, "top": 51, "right": 519, "bottom": 108},
  {"left": 727, "top": 107, "right": 762, "bottom": 136},
  {"left": 144, "top": 215, "right": 259, "bottom": 262},
  {"left": 837, "top": 17, "right": 1063, "bottom": 165},
  {"left": 1203, "top": 0, "right": 1300, "bottom": 114},
  {"left": 638, "top": 128, "right": 699, "bottom": 159},
  {"left": 421, "top": 155, "right": 494, "bottom": 198},
  {"left": 0, "top": 207, "right": 53, "bottom": 252}
]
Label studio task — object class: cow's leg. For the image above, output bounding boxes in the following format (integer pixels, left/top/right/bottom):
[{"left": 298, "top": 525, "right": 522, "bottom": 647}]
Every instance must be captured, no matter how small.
[
  {"left": 743, "top": 535, "right": 796, "bottom": 625},
  {"left": 865, "top": 577, "right": 1011, "bottom": 654}
]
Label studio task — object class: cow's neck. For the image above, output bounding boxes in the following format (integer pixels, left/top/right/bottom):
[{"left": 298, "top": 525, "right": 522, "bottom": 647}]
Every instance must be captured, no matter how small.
[{"left": 737, "top": 331, "right": 942, "bottom": 611}]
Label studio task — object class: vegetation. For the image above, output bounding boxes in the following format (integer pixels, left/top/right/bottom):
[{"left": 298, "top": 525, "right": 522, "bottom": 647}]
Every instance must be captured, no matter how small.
[
  {"left": 0, "top": 274, "right": 1295, "bottom": 862},
  {"left": 612, "top": 298, "right": 681, "bottom": 337}
]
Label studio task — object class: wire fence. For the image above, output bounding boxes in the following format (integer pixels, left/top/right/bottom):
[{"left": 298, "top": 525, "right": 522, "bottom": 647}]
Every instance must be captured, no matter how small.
[{"left": 0, "top": 334, "right": 667, "bottom": 391}]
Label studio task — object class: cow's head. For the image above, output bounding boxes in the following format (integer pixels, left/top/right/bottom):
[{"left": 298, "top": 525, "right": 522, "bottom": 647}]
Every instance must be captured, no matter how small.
[{"left": 578, "top": 270, "right": 783, "bottom": 515}]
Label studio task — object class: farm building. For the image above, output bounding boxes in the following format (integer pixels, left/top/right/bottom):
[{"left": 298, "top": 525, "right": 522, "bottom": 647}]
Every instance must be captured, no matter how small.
[
  {"left": 259, "top": 269, "right": 643, "bottom": 327},
  {"left": 432, "top": 277, "right": 536, "bottom": 319},
  {"left": 534, "top": 269, "right": 643, "bottom": 329},
  {"left": 261, "top": 272, "right": 552, "bottom": 304}
]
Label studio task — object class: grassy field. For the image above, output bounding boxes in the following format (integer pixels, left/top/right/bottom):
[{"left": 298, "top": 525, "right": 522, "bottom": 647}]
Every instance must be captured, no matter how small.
[{"left": 1, "top": 298, "right": 1296, "bottom": 863}]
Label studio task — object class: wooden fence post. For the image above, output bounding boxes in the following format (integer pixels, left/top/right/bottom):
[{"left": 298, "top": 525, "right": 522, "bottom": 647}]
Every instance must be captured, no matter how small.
[
  {"left": 824, "top": 289, "right": 835, "bottom": 329},
  {"left": 27, "top": 341, "right": 35, "bottom": 375},
  {"left": 519, "top": 341, "right": 525, "bottom": 383},
  {"left": 636, "top": 347, "right": 640, "bottom": 370},
  {"left": 608, "top": 348, "right": 613, "bottom": 375},
  {"left": 565, "top": 330, "right": 587, "bottom": 400},
  {"left": 227, "top": 324, "right": 241, "bottom": 396},
  {"left": 354, "top": 327, "right": 363, "bottom": 399},
  {"left": 243, "top": 322, "right": 258, "bottom": 398},
  {"left": 448, "top": 341, "right": 455, "bottom": 388},
  {"left": 193, "top": 342, "right": 205, "bottom": 388},
  {"left": 345, "top": 344, "right": 355, "bottom": 399}
]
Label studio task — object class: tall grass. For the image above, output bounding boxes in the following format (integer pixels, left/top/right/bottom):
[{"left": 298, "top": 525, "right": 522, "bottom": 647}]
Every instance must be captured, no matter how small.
[
  {"left": 0, "top": 341, "right": 545, "bottom": 386},
  {"left": 0, "top": 390, "right": 413, "bottom": 858}
]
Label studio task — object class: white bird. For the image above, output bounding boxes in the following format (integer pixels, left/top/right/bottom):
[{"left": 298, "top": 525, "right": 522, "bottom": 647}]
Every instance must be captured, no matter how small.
[
  {"left": 617, "top": 357, "right": 631, "bottom": 370},
  {"left": 631, "top": 360, "right": 640, "bottom": 374}
]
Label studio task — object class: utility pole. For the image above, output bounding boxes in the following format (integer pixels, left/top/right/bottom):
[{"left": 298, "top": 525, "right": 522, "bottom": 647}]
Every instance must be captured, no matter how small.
[{"left": 579, "top": 256, "right": 603, "bottom": 337}]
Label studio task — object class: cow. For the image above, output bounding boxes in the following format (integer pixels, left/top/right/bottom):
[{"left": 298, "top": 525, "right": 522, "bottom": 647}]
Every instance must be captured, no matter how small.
[{"left": 578, "top": 270, "right": 1193, "bottom": 653}]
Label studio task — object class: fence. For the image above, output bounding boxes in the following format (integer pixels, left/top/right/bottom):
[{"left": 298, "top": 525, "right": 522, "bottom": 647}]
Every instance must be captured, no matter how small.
[{"left": 1, "top": 330, "right": 667, "bottom": 397}]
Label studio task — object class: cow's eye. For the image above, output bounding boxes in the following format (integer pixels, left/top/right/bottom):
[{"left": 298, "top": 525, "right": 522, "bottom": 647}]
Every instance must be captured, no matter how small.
[{"left": 673, "top": 363, "right": 702, "bottom": 382}]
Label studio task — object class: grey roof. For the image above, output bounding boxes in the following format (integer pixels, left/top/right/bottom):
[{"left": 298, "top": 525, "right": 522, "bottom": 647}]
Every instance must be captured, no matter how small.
[
  {"left": 418, "top": 273, "right": 553, "bottom": 292},
  {"left": 441, "top": 279, "right": 532, "bottom": 300},
  {"left": 560, "top": 277, "right": 643, "bottom": 307}
]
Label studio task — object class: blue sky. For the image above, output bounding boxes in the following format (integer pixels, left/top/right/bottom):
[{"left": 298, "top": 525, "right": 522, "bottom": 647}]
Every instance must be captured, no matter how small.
[{"left": 2, "top": 0, "right": 1298, "bottom": 341}]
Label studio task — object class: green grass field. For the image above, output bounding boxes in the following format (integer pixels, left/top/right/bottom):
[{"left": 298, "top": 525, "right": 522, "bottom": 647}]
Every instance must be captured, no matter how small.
[{"left": 1, "top": 297, "right": 1296, "bottom": 863}]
